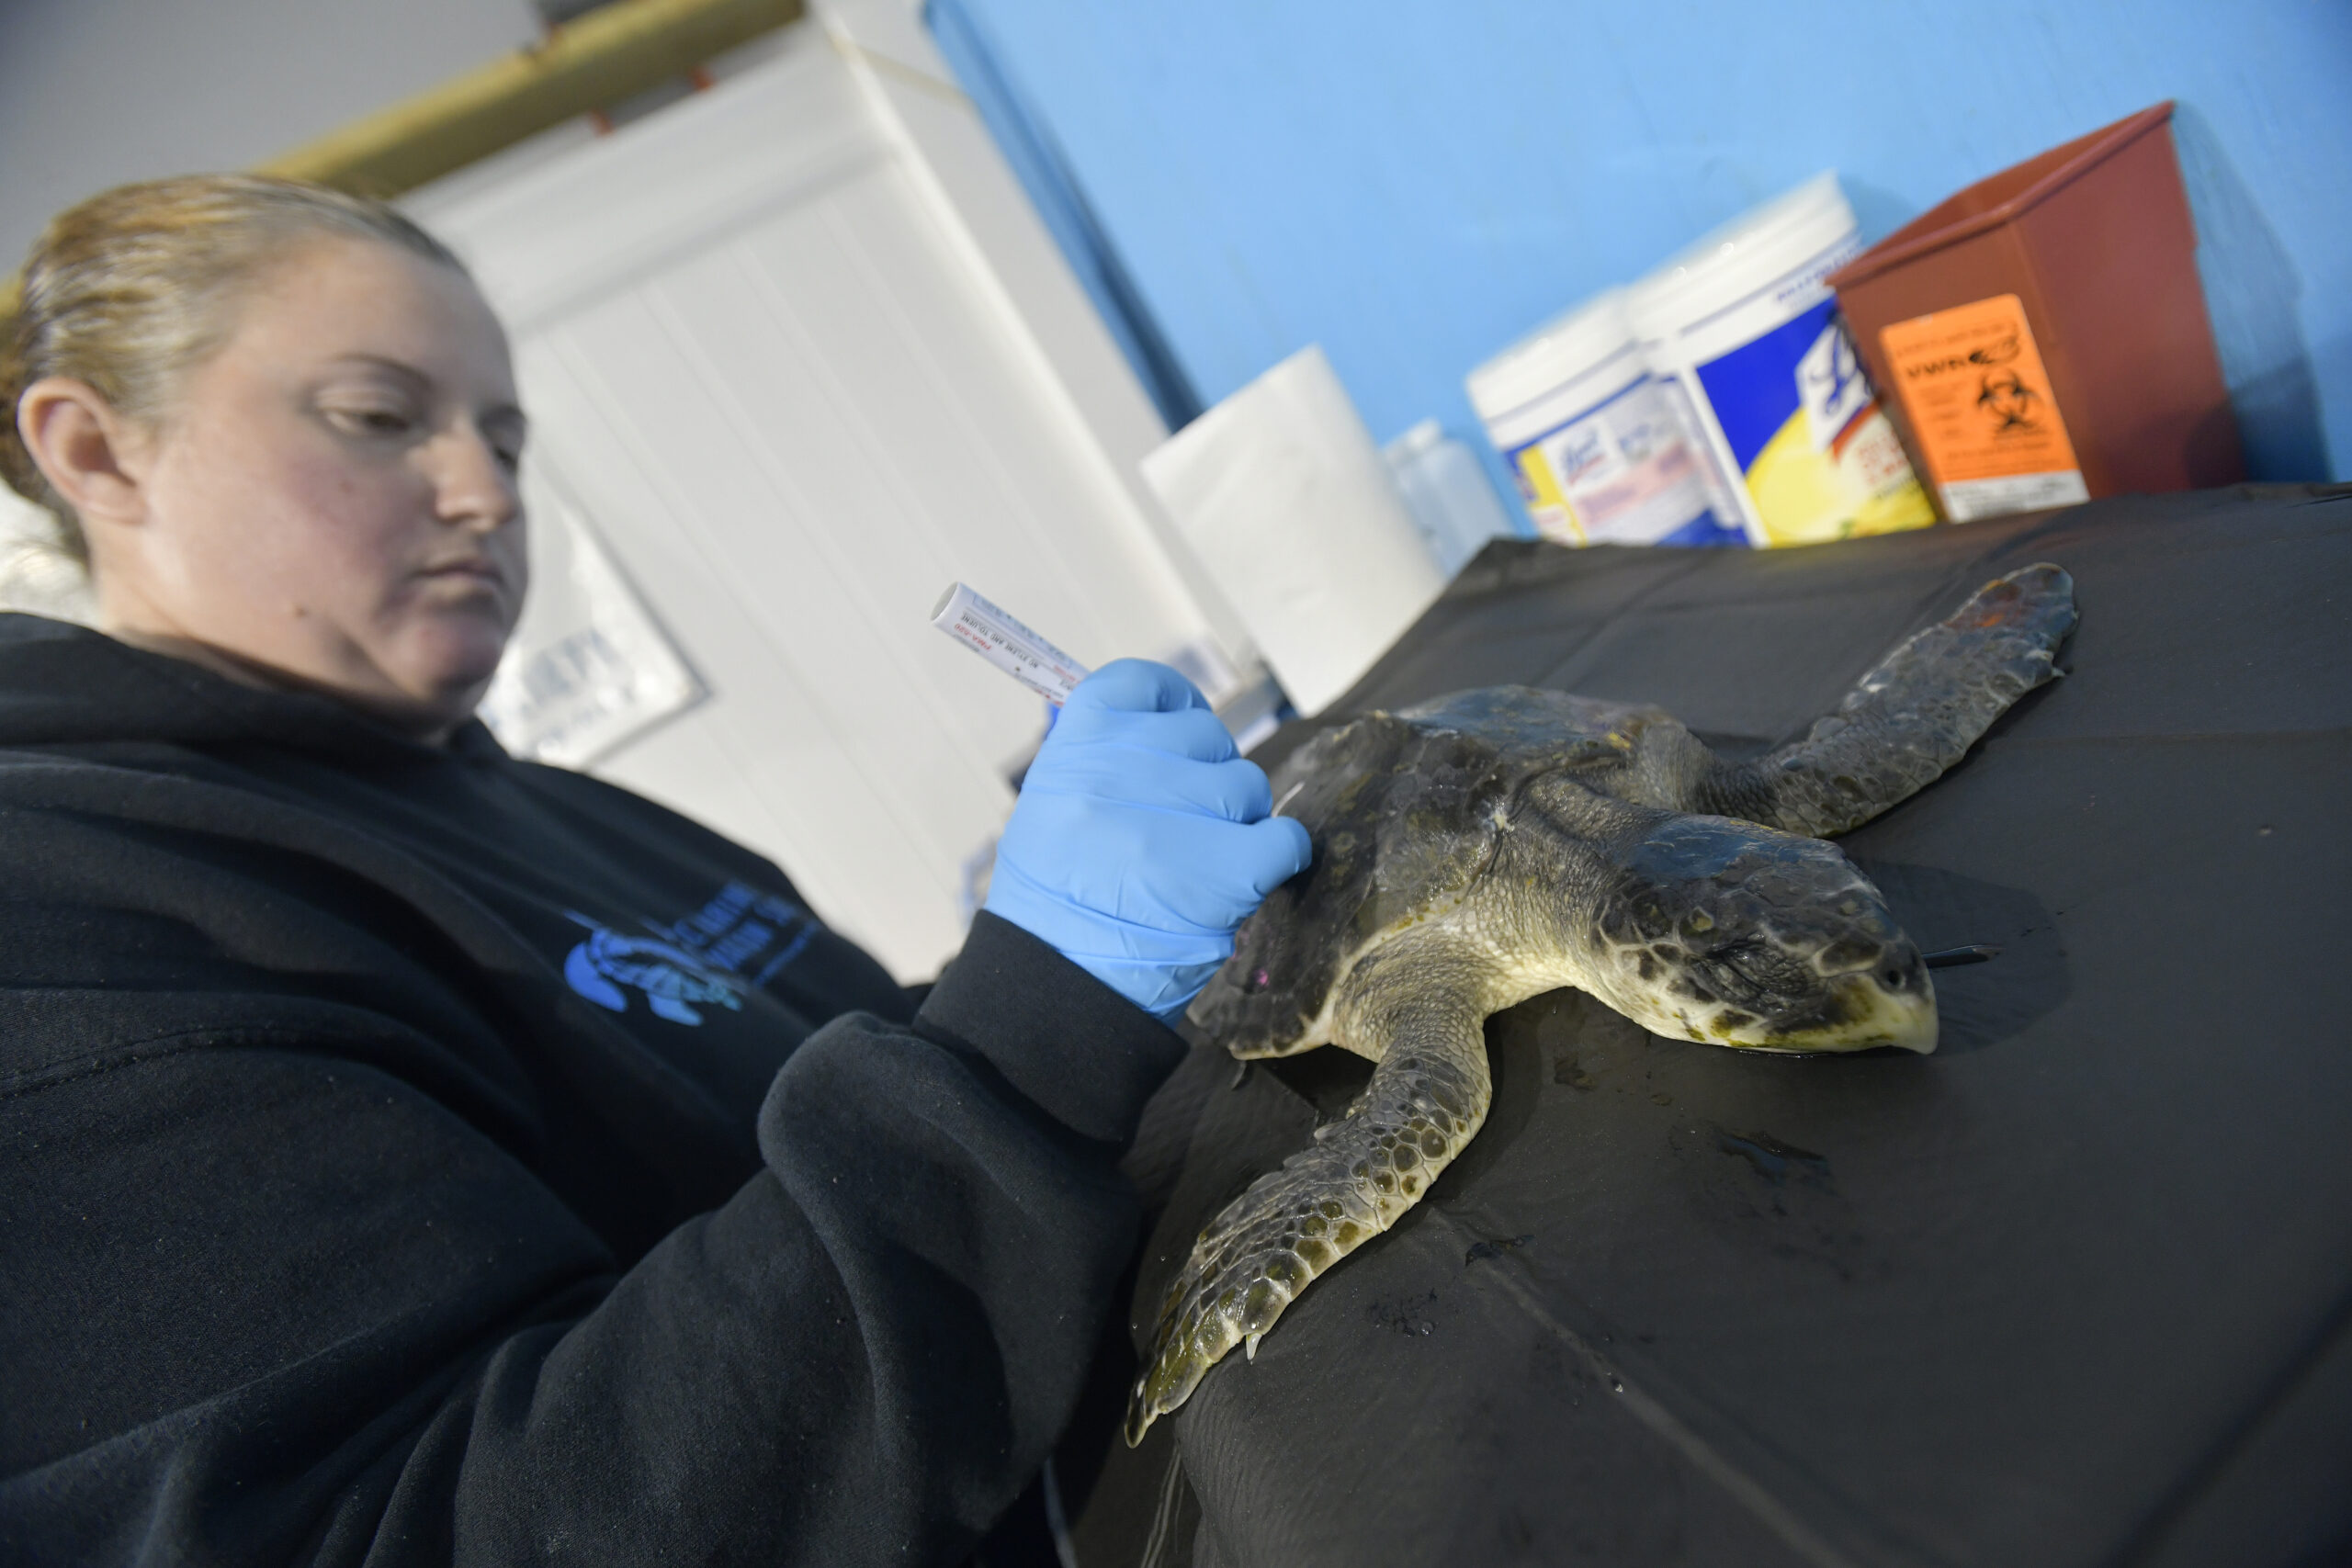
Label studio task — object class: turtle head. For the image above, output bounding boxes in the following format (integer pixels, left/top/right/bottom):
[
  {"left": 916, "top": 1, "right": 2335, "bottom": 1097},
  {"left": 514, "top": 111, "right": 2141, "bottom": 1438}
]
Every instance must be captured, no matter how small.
[{"left": 1587, "top": 815, "right": 1935, "bottom": 1054}]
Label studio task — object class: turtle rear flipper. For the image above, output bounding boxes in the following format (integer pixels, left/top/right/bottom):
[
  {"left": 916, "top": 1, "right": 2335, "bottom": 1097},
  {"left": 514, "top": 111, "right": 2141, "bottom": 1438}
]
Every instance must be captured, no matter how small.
[{"left": 1698, "top": 562, "right": 2077, "bottom": 838}]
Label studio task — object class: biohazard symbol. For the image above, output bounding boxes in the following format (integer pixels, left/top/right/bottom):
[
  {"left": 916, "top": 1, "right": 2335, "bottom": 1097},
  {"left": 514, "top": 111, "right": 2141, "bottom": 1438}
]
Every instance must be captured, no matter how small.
[{"left": 1976, "top": 371, "right": 2043, "bottom": 434}]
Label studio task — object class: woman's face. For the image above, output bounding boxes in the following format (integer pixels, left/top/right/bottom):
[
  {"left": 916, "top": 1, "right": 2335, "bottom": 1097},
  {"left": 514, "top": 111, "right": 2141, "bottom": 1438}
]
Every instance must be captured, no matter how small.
[{"left": 91, "top": 234, "right": 529, "bottom": 740}]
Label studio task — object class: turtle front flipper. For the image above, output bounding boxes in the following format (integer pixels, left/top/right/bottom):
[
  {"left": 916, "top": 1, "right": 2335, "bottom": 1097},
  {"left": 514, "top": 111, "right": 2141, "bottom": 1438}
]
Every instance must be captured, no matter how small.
[
  {"left": 1125, "top": 965, "right": 1490, "bottom": 1446},
  {"left": 1698, "top": 562, "right": 2077, "bottom": 837}
]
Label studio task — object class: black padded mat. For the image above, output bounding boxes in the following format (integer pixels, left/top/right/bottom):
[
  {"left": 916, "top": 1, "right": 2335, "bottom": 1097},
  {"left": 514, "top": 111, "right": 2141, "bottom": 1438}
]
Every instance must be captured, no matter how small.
[{"left": 1068, "top": 487, "right": 2352, "bottom": 1568}]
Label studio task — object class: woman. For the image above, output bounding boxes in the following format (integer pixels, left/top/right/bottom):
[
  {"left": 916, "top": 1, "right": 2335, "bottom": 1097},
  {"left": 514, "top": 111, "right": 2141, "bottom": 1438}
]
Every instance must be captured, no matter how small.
[{"left": 0, "top": 176, "right": 1308, "bottom": 1564}]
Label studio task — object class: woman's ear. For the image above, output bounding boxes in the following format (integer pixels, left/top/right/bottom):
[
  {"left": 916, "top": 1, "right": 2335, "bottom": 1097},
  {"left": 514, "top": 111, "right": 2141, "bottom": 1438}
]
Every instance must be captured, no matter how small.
[{"left": 16, "top": 377, "right": 150, "bottom": 528}]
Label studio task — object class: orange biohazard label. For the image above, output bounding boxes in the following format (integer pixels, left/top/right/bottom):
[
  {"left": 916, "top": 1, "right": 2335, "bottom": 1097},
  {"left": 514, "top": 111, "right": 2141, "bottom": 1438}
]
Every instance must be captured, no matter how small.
[{"left": 1881, "top": 295, "right": 2081, "bottom": 499}]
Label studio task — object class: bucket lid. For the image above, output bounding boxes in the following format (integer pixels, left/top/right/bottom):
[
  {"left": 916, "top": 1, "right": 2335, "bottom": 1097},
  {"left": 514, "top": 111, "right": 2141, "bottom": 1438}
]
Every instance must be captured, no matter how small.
[
  {"left": 1465, "top": 288, "right": 1639, "bottom": 421},
  {"left": 1627, "top": 173, "right": 1857, "bottom": 338}
]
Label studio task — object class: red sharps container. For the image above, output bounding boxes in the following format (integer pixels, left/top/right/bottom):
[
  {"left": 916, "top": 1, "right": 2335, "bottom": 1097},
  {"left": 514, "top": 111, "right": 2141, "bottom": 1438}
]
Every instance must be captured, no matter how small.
[{"left": 1829, "top": 102, "right": 2242, "bottom": 522}]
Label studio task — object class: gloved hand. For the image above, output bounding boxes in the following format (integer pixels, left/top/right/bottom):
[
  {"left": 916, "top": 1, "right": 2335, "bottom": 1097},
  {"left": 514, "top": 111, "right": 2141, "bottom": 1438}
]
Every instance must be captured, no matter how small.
[{"left": 986, "top": 660, "right": 1313, "bottom": 1021}]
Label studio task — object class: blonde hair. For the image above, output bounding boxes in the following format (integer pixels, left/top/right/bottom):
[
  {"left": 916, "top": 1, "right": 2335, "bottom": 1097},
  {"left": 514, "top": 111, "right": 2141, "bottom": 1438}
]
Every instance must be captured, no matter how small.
[{"left": 0, "top": 175, "right": 467, "bottom": 570}]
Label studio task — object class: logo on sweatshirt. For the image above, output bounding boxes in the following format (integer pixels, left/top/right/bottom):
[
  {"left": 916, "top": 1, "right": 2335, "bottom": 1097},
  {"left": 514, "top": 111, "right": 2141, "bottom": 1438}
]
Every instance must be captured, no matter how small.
[{"left": 563, "top": 881, "right": 818, "bottom": 1026}]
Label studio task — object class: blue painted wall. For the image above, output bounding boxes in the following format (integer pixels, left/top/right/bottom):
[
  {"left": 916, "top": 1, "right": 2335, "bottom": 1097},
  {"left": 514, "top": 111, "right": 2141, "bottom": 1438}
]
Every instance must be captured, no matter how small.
[{"left": 936, "top": 0, "right": 2350, "bottom": 495}]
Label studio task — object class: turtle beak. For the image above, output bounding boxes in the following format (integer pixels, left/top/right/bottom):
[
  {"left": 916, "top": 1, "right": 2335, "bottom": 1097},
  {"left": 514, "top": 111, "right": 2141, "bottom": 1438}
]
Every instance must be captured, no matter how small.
[
  {"left": 1819, "top": 968, "right": 1939, "bottom": 1054},
  {"left": 1791, "top": 931, "right": 1938, "bottom": 1054}
]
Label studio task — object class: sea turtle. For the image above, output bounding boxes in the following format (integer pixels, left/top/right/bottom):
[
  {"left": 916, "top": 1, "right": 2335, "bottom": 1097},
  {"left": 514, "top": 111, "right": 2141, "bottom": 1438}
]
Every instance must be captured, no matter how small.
[{"left": 1125, "top": 562, "right": 2076, "bottom": 1444}]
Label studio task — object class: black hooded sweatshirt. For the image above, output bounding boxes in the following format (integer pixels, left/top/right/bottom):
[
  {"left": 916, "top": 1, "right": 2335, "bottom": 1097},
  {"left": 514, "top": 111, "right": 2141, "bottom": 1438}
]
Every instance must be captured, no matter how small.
[{"left": 0, "top": 612, "right": 1183, "bottom": 1565}]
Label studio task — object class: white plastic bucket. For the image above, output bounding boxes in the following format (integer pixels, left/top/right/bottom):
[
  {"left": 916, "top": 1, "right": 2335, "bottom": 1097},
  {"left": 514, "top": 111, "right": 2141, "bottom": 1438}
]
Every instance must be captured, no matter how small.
[
  {"left": 1630, "top": 174, "right": 1934, "bottom": 547},
  {"left": 1466, "top": 289, "right": 1744, "bottom": 547}
]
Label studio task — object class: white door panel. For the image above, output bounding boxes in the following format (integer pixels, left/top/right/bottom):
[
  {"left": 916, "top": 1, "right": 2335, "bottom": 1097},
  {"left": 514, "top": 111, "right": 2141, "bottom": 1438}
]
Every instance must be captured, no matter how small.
[
  {"left": 411, "top": 35, "right": 887, "bottom": 335},
  {"left": 408, "top": 22, "right": 1207, "bottom": 978},
  {"left": 512, "top": 335, "right": 983, "bottom": 967}
]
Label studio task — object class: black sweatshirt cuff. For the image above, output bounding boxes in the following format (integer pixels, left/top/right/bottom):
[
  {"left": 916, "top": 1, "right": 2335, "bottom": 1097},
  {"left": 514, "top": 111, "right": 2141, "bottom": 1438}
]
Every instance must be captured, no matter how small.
[{"left": 915, "top": 910, "right": 1187, "bottom": 1147}]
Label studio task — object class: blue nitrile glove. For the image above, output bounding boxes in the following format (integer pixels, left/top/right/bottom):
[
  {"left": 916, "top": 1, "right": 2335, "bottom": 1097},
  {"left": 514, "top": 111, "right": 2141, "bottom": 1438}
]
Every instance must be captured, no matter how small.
[{"left": 986, "top": 659, "right": 1313, "bottom": 1021}]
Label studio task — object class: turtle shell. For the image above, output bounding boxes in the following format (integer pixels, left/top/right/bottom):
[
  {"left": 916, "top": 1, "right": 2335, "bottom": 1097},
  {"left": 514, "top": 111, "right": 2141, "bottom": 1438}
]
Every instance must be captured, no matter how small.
[{"left": 1191, "top": 688, "right": 1642, "bottom": 1056}]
